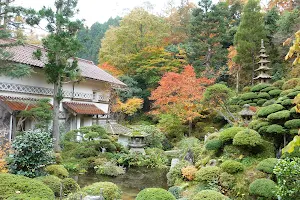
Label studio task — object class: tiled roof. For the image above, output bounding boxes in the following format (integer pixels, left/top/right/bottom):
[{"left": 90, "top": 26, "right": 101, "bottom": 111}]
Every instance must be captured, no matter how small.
[
  {"left": 1, "top": 39, "right": 125, "bottom": 86},
  {"left": 0, "top": 96, "right": 47, "bottom": 111},
  {"left": 63, "top": 101, "right": 105, "bottom": 115}
]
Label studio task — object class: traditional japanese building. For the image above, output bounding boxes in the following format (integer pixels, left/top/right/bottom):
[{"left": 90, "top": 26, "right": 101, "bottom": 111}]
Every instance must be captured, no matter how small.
[
  {"left": 254, "top": 39, "right": 272, "bottom": 83},
  {"left": 0, "top": 39, "right": 125, "bottom": 141}
]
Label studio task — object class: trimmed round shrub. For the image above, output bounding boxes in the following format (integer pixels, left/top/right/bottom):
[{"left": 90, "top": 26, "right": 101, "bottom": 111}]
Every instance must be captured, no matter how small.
[
  {"left": 249, "top": 103, "right": 257, "bottom": 106},
  {"left": 284, "top": 119, "right": 300, "bottom": 129},
  {"left": 257, "top": 104, "right": 284, "bottom": 117},
  {"left": 240, "top": 92, "right": 258, "bottom": 100},
  {"left": 258, "top": 125, "right": 269, "bottom": 134},
  {"left": 168, "top": 186, "right": 182, "bottom": 199},
  {"left": 45, "top": 165, "right": 69, "bottom": 179},
  {"left": 242, "top": 86, "right": 251, "bottom": 92},
  {"left": 251, "top": 84, "right": 271, "bottom": 92},
  {"left": 261, "top": 86, "right": 278, "bottom": 92},
  {"left": 282, "top": 78, "right": 300, "bottom": 90},
  {"left": 287, "top": 91, "right": 300, "bottom": 98},
  {"left": 219, "top": 172, "right": 235, "bottom": 189},
  {"left": 35, "top": 175, "right": 62, "bottom": 197},
  {"left": 233, "top": 129, "right": 263, "bottom": 147},
  {"left": 290, "top": 129, "right": 299, "bottom": 135},
  {"left": 266, "top": 124, "right": 286, "bottom": 134},
  {"left": 258, "top": 92, "right": 271, "bottom": 99},
  {"left": 257, "top": 99, "right": 267, "bottom": 106},
  {"left": 82, "top": 182, "right": 121, "bottom": 200},
  {"left": 249, "top": 120, "right": 270, "bottom": 131},
  {"left": 195, "top": 166, "right": 221, "bottom": 183},
  {"left": 281, "top": 99, "right": 293, "bottom": 107},
  {"left": 219, "top": 127, "right": 246, "bottom": 143},
  {"left": 272, "top": 80, "right": 284, "bottom": 89},
  {"left": 62, "top": 178, "right": 80, "bottom": 196},
  {"left": 220, "top": 160, "right": 244, "bottom": 174},
  {"left": 280, "top": 89, "right": 294, "bottom": 96},
  {"left": 269, "top": 89, "right": 282, "bottom": 96},
  {"left": 262, "top": 99, "right": 276, "bottom": 107},
  {"left": 136, "top": 188, "right": 176, "bottom": 200},
  {"left": 267, "top": 110, "right": 290, "bottom": 121},
  {"left": 256, "top": 158, "right": 278, "bottom": 174},
  {"left": 229, "top": 97, "right": 240, "bottom": 105},
  {"left": 239, "top": 100, "right": 252, "bottom": 106},
  {"left": 205, "top": 139, "right": 222, "bottom": 151},
  {"left": 249, "top": 178, "right": 277, "bottom": 198},
  {"left": 0, "top": 173, "right": 55, "bottom": 199},
  {"left": 191, "top": 190, "right": 229, "bottom": 200}
]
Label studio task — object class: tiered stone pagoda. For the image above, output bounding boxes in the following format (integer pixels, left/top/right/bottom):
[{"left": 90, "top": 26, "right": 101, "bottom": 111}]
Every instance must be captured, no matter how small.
[{"left": 254, "top": 39, "right": 272, "bottom": 83}]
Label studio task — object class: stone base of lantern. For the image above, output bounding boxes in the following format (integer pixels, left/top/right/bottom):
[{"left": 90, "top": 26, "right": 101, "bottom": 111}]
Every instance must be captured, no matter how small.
[{"left": 130, "top": 148, "right": 146, "bottom": 155}]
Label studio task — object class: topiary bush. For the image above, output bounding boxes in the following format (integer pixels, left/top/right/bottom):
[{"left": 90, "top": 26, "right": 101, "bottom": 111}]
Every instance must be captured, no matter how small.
[
  {"left": 240, "top": 92, "right": 258, "bottom": 100},
  {"left": 257, "top": 104, "right": 284, "bottom": 117},
  {"left": 35, "top": 175, "right": 62, "bottom": 197},
  {"left": 195, "top": 166, "right": 221, "bottom": 183},
  {"left": 0, "top": 173, "right": 55, "bottom": 199},
  {"left": 233, "top": 129, "right": 263, "bottom": 147},
  {"left": 251, "top": 84, "right": 271, "bottom": 92},
  {"left": 242, "top": 86, "right": 251, "bottom": 92},
  {"left": 8, "top": 130, "right": 54, "bottom": 178},
  {"left": 266, "top": 124, "right": 286, "bottom": 135},
  {"left": 205, "top": 139, "right": 223, "bottom": 151},
  {"left": 287, "top": 91, "right": 300, "bottom": 98},
  {"left": 262, "top": 99, "right": 276, "bottom": 107},
  {"left": 281, "top": 99, "right": 293, "bottom": 107},
  {"left": 282, "top": 78, "right": 300, "bottom": 90},
  {"left": 256, "top": 158, "right": 278, "bottom": 174},
  {"left": 219, "top": 127, "right": 245, "bottom": 143},
  {"left": 95, "top": 162, "right": 125, "bottom": 177},
  {"left": 261, "top": 86, "right": 278, "bottom": 92},
  {"left": 272, "top": 80, "right": 284, "bottom": 89},
  {"left": 284, "top": 119, "right": 300, "bottom": 129},
  {"left": 191, "top": 190, "right": 229, "bottom": 200},
  {"left": 82, "top": 182, "right": 121, "bottom": 200},
  {"left": 168, "top": 186, "right": 182, "bottom": 199},
  {"left": 45, "top": 165, "right": 69, "bottom": 179},
  {"left": 258, "top": 92, "right": 271, "bottom": 99},
  {"left": 62, "top": 178, "right": 80, "bottom": 196},
  {"left": 220, "top": 160, "right": 244, "bottom": 174},
  {"left": 269, "top": 89, "right": 282, "bottom": 96},
  {"left": 136, "top": 188, "right": 176, "bottom": 200},
  {"left": 249, "top": 178, "right": 277, "bottom": 199},
  {"left": 267, "top": 110, "right": 290, "bottom": 121},
  {"left": 257, "top": 99, "right": 268, "bottom": 106},
  {"left": 249, "top": 120, "right": 270, "bottom": 131}
]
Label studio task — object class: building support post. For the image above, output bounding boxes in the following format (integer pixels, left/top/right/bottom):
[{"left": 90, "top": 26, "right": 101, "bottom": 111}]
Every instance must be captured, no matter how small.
[{"left": 9, "top": 114, "right": 12, "bottom": 142}]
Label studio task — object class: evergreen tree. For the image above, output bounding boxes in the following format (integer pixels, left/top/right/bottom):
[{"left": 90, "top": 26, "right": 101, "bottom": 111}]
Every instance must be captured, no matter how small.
[
  {"left": 234, "top": 0, "right": 267, "bottom": 86},
  {"left": 188, "top": 0, "right": 228, "bottom": 74},
  {"left": 26, "top": 0, "right": 83, "bottom": 151},
  {"left": 0, "top": 0, "right": 32, "bottom": 78},
  {"left": 76, "top": 17, "right": 121, "bottom": 64}
]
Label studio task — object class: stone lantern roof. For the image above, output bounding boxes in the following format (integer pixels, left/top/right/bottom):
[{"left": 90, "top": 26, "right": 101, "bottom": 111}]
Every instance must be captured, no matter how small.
[{"left": 239, "top": 104, "right": 255, "bottom": 118}]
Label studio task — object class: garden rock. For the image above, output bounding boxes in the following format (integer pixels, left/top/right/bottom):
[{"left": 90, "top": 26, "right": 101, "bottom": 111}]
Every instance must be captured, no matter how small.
[
  {"left": 184, "top": 149, "right": 194, "bottom": 164},
  {"left": 171, "top": 158, "right": 180, "bottom": 169},
  {"left": 206, "top": 159, "right": 217, "bottom": 166},
  {"left": 83, "top": 196, "right": 104, "bottom": 200}
]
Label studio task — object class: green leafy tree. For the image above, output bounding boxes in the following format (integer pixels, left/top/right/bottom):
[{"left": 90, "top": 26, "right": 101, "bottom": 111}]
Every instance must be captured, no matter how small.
[
  {"left": 26, "top": 0, "right": 83, "bottom": 151},
  {"left": 234, "top": 0, "right": 267, "bottom": 85},
  {"left": 0, "top": 0, "right": 32, "bottom": 78}
]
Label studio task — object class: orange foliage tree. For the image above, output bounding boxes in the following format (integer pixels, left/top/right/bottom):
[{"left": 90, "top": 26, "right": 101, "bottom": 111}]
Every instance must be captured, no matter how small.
[
  {"left": 150, "top": 65, "right": 214, "bottom": 135},
  {"left": 99, "top": 62, "right": 123, "bottom": 77},
  {"left": 227, "top": 46, "right": 241, "bottom": 92},
  {"left": 267, "top": 0, "right": 297, "bottom": 12}
]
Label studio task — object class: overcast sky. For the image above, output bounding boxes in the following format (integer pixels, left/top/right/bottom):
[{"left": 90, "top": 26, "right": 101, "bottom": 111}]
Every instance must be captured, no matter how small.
[{"left": 14, "top": 0, "right": 199, "bottom": 27}]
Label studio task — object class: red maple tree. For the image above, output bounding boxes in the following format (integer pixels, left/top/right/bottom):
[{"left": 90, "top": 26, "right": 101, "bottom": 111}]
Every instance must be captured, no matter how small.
[{"left": 150, "top": 65, "right": 214, "bottom": 134}]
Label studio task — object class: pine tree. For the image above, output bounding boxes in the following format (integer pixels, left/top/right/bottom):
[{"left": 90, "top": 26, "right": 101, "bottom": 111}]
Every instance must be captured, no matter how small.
[
  {"left": 234, "top": 0, "right": 267, "bottom": 86},
  {"left": 0, "top": 0, "right": 32, "bottom": 78},
  {"left": 26, "top": 0, "right": 83, "bottom": 151}
]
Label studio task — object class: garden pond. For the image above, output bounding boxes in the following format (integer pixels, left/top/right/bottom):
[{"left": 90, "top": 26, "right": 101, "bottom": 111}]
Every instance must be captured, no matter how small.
[{"left": 76, "top": 167, "right": 168, "bottom": 200}]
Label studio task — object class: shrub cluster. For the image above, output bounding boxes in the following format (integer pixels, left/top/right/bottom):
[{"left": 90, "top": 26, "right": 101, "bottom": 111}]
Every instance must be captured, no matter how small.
[
  {"left": 219, "top": 127, "right": 245, "bottom": 143},
  {"left": 233, "top": 129, "right": 263, "bottom": 147},
  {"left": 266, "top": 124, "right": 286, "bottom": 135},
  {"left": 45, "top": 164, "right": 69, "bottom": 179},
  {"left": 267, "top": 110, "right": 290, "bottom": 121},
  {"left": 282, "top": 78, "right": 300, "bottom": 90},
  {"left": 257, "top": 104, "right": 284, "bottom": 118},
  {"left": 191, "top": 190, "right": 229, "bottom": 200},
  {"left": 95, "top": 162, "right": 125, "bottom": 177},
  {"left": 249, "top": 178, "right": 277, "bottom": 199},
  {"left": 205, "top": 139, "right": 223, "bottom": 151},
  {"left": 181, "top": 165, "right": 197, "bottom": 181},
  {"left": 195, "top": 166, "right": 221, "bottom": 183},
  {"left": 136, "top": 188, "right": 176, "bottom": 200},
  {"left": 219, "top": 172, "right": 235, "bottom": 189},
  {"left": 35, "top": 175, "right": 62, "bottom": 197},
  {"left": 284, "top": 119, "right": 300, "bottom": 129},
  {"left": 168, "top": 186, "right": 182, "bottom": 199},
  {"left": 256, "top": 158, "right": 278, "bottom": 174},
  {"left": 220, "top": 160, "right": 244, "bottom": 174},
  {"left": 62, "top": 178, "right": 80, "bottom": 196},
  {"left": 82, "top": 182, "right": 121, "bottom": 200},
  {"left": 251, "top": 84, "right": 271, "bottom": 92}
]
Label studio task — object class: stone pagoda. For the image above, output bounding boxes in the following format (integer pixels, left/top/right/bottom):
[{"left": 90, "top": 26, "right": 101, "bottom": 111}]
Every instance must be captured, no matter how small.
[{"left": 254, "top": 39, "right": 272, "bottom": 83}]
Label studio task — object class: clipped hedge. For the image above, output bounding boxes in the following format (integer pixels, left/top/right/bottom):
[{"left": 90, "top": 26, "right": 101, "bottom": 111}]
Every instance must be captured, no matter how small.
[
  {"left": 205, "top": 139, "right": 223, "bottom": 151},
  {"left": 267, "top": 110, "right": 290, "bottom": 121},
  {"left": 281, "top": 99, "right": 293, "bottom": 107},
  {"left": 0, "top": 173, "right": 55, "bottom": 199},
  {"left": 35, "top": 175, "right": 62, "bottom": 197},
  {"left": 191, "top": 190, "right": 229, "bottom": 200},
  {"left": 272, "top": 80, "right": 284, "bottom": 89},
  {"left": 251, "top": 84, "right": 271, "bottom": 92},
  {"left": 249, "top": 120, "right": 270, "bottom": 131},
  {"left": 195, "top": 166, "right": 221, "bottom": 183},
  {"left": 290, "top": 129, "right": 299, "bottom": 135},
  {"left": 62, "top": 178, "right": 80, "bottom": 196},
  {"left": 262, "top": 99, "right": 276, "bottom": 107},
  {"left": 256, "top": 158, "right": 278, "bottom": 174},
  {"left": 239, "top": 100, "right": 253, "bottom": 106},
  {"left": 233, "top": 129, "right": 263, "bottom": 147},
  {"left": 45, "top": 165, "right": 69, "bottom": 179},
  {"left": 249, "top": 178, "right": 277, "bottom": 199},
  {"left": 269, "top": 89, "right": 282, "bottom": 96},
  {"left": 287, "top": 91, "right": 300, "bottom": 98},
  {"left": 258, "top": 92, "right": 271, "bottom": 99},
  {"left": 257, "top": 104, "right": 284, "bottom": 117},
  {"left": 220, "top": 160, "right": 244, "bottom": 174},
  {"left": 280, "top": 89, "right": 294, "bottom": 96},
  {"left": 266, "top": 124, "right": 286, "bottom": 134},
  {"left": 219, "top": 127, "right": 246, "bottom": 143},
  {"left": 240, "top": 92, "right": 258, "bottom": 100},
  {"left": 82, "top": 182, "right": 121, "bottom": 200},
  {"left": 257, "top": 99, "right": 268, "bottom": 106},
  {"left": 261, "top": 86, "right": 278, "bottom": 92},
  {"left": 284, "top": 119, "right": 300, "bottom": 129},
  {"left": 136, "top": 188, "right": 176, "bottom": 200}
]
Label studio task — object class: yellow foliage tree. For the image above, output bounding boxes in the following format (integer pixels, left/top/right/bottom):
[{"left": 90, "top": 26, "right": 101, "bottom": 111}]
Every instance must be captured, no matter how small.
[
  {"left": 285, "top": 30, "right": 300, "bottom": 66},
  {"left": 113, "top": 97, "right": 144, "bottom": 116}
]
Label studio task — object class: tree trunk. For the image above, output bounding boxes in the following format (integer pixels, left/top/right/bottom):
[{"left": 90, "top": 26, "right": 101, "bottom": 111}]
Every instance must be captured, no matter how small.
[
  {"left": 53, "top": 80, "right": 61, "bottom": 152},
  {"left": 251, "top": 52, "right": 255, "bottom": 86},
  {"left": 188, "top": 120, "right": 192, "bottom": 137},
  {"left": 236, "top": 69, "right": 239, "bottom": 93},
  {"left": 283, "top": 133, "right": 286, "bottom": 147}
]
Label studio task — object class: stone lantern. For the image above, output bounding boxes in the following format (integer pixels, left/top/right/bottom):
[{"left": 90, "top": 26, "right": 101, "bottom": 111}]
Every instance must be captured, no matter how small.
[
  {"left": 239, "top": 104, "right": 255, "bottom": 121},
  {"left": 128, "top": 131, "right": 148, "bottom": 154}
]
